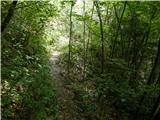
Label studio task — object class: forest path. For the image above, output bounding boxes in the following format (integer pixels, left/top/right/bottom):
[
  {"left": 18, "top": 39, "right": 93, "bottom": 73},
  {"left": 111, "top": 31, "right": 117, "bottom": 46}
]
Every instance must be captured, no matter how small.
[{"left": 49, "top": 51, "right": 80, "bottom": 120}]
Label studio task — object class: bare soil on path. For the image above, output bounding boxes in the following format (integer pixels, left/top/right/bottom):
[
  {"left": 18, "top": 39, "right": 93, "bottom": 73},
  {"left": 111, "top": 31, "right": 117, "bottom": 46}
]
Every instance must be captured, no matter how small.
[{"left": 49, "top": 51, "right": 82, "bottom": 120}]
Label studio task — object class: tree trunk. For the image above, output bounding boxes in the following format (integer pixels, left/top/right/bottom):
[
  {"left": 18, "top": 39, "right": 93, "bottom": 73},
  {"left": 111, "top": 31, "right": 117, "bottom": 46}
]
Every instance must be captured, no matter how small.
[
  {"left": 156, "top": 72, "right": 160, "bottom": 84},
  {"left": 94, "top": 1, "right": 104, "bottom": 74},
  {"left": 68, "top": 1, "right": 74, "bottom": 77},
  {"left": 86, "top": 2, "right": 94, "bottom": 62},
  {"left": 151, "top": 94, "right": 160, "bottom": 120},
  {"left": 83, "top": 1, "right": 86, "bottom": 80},
  {"left": 111, "top": 1, "right": 127, "bottom": 58},
  {"left": 1, "top": 0, "right": 18, "bottom": 33},
  {"left": 147, "top": 38, "right": 160, "bottom": 85}
]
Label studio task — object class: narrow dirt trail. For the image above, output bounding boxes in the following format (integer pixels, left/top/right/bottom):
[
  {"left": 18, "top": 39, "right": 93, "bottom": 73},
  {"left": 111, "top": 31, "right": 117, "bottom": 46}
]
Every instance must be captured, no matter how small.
[{"left": 49, "top": 51, "right": 80, "bottom": 120}]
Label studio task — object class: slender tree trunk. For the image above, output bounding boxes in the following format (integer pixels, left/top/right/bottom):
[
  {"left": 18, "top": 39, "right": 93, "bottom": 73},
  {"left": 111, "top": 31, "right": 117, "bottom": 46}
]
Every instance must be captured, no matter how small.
[
  {"left": 151, "top": 72, "right": 160, "bottom": 120},
  {"left": 85, "top": 2, "right": 94, "bottom": 78},
  {"left": 111, "top": 1, "right": 127, "bottom": 58},
  {"left": 83, "top": 1, "right": 86, "bottom": 80},
  {"left": 147, "top": 38, "right": 160, "bottom": 85},
  {"left": 104, "top": 5, "right": 109, "bottom": 24},
  {"left": 114, "top": 4, "right": 126, "bottom": 58},
  {"left": 1, "top": 0, "right": 18, "bottom": 33},
  {"left": 113, "top": 4, "right": 120, "bottom": 23},
  {"left": 156, "top": 72, "right": 160, "bottom": 84},
  {"left": 94, "top": 1, "right": 104, "bottom": 74},
  {"left": 68, "top": 1, "right": 73, "bottom": 77},
  {"left": 86, "top": 2, "right": 94, "bottom": 59},
  {"left": 151, "top": 94, "right": 160, "bottom": 120}
]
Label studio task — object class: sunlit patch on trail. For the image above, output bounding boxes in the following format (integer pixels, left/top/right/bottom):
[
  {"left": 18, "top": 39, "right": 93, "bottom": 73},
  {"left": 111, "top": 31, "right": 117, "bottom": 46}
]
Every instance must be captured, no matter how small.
[{"left": 49, "top": 51, "right": 62, "bottom": 62}]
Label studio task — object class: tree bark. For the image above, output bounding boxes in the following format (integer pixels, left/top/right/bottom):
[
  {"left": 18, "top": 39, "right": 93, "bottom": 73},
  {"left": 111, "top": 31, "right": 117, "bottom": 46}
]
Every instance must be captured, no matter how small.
[{"left": 1, "top": 0, "right": 18, "bottom": 33}]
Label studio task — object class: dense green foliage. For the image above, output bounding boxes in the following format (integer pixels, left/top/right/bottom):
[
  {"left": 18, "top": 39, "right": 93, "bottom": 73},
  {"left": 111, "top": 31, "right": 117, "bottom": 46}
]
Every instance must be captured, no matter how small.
[
  {"left": 1, "top": 0, "right": 160, "bottom": 120},
  {"left": 1, "top": 1, "right": 58, "bottom": 119}
]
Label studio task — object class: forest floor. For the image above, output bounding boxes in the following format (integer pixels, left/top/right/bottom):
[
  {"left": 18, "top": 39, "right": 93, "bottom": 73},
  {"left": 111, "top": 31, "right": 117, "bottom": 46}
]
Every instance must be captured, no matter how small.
[{"left": 49, "top": 51, "right": 83, "bottom": 120}]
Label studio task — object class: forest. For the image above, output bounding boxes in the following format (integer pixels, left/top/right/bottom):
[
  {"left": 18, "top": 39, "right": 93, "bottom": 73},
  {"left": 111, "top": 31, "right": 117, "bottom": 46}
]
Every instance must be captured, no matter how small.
[{"left": 1, "top": 0, "right": 160, "bottom": 120}]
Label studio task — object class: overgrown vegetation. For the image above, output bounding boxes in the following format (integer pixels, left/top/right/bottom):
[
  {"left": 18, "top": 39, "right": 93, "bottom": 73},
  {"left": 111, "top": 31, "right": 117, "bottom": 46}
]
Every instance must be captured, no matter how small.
[
  {"left": 1, "top": 0, "right": 160, "bottom": 120},
  {"left": 1, "top": 1, "right": 58, "bottom": 119}
]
